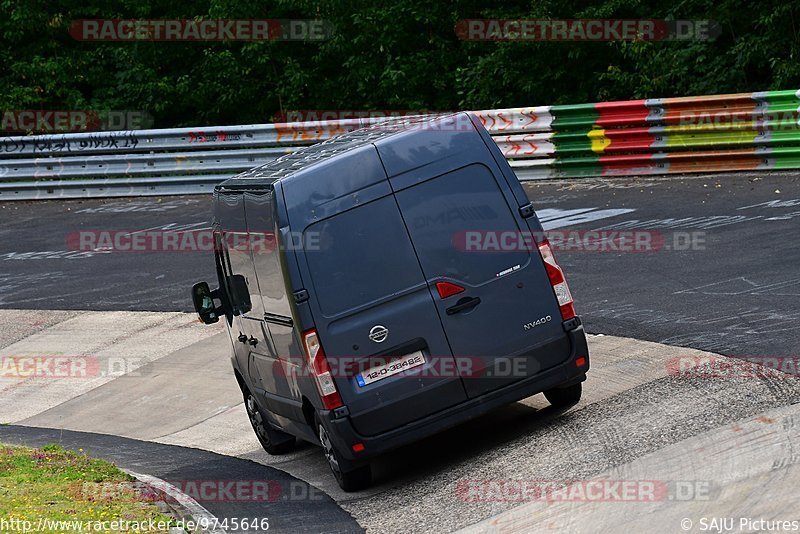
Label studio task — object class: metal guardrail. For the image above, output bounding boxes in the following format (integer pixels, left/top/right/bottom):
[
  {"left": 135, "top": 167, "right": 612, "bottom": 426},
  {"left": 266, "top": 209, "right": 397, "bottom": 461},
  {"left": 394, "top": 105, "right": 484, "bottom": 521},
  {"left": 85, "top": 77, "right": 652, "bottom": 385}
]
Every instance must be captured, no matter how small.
[
  {"left": 2, "top": 90, "right": 799, "bottom": 199},
  {"left": 0, "top": 120, "right": 379, "bottom": 199},
  {"left": 483, "top": 89, "right": 800, "bottom": 179}
]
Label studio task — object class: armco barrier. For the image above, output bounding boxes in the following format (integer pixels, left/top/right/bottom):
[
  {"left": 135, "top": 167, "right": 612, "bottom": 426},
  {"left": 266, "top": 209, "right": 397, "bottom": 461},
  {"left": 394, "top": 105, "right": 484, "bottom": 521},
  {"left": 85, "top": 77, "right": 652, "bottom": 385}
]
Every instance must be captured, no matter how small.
[
  {"left": 485, "top": 89, "right": 800, "bottom": 179},
  {"left": 1, "top": 90, "right": 799, "bottom": 199}
]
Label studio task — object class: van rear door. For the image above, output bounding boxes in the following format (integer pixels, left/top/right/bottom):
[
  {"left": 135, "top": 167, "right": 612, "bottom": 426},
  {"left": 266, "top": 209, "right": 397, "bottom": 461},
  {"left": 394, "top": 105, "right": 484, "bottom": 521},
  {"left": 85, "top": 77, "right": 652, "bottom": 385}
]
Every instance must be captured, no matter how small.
[
  {"left": 392, "top": 162, "right": 569, "bottom": 398},
  {"left": 290, "top": 145, "right": 469, "bottom": 436}
]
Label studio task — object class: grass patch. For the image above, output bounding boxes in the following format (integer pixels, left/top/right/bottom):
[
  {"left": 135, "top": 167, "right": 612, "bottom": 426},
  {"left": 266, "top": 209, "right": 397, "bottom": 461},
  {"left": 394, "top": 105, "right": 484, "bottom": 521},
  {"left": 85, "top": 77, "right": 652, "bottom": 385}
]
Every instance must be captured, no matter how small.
[{"left": 0, "top": 443, "right": 179, "bottom": 532}]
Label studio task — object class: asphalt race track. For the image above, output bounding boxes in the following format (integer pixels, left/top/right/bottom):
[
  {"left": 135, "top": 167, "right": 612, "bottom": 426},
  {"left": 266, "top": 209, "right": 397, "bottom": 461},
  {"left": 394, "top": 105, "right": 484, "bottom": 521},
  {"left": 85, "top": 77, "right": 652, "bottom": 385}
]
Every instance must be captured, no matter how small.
[
  {"left": 527, "top": 172, "right": 800, "bottom": 359},
  {"left": 1, "top": 171, "right": 797, "bottom": 359},
  {"left": 3, "top": 309, "right": 799, "bottom": 532},
  {"left": 2, "top": 170, "right": 800, "bottom": 532}
]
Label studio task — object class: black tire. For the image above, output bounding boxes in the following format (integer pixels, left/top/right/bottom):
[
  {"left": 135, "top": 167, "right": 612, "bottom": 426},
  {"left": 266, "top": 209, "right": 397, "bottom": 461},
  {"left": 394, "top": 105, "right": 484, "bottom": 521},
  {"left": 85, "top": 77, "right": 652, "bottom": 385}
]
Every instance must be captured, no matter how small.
[
  {"left": 317, "top": 420, "right": 371, "bottom": 492},
  {"left": 244, "top": 390, "right": 296, "bottom": 455},
  {"left": 544, "top": 382, "right": 582, "bottom": 407}
]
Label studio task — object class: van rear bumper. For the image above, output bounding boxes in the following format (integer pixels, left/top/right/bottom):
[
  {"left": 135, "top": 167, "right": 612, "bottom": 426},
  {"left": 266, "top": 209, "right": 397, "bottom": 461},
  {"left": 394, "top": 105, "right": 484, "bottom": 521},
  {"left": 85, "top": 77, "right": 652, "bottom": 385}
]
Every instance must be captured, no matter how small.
[{"left": 323, "top": 324, "right": 590, "bottom": 463}]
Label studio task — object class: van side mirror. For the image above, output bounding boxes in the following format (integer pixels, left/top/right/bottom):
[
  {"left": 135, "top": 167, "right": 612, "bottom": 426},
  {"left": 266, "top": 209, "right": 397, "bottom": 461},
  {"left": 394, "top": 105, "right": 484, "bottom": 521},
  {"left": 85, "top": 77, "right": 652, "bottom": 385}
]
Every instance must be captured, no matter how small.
[{"left": 192, "top": 281, "right": 223, "bottom": 324}]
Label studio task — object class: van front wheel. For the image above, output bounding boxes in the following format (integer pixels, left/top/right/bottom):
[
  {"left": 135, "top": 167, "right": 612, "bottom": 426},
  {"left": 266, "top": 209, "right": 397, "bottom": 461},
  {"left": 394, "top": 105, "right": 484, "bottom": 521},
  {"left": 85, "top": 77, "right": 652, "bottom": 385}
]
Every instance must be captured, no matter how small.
[
  {"left": 317, "top": 421, "right": 371, "bottom": 492},
  {"left": 544, "top": 382, "right": 582, "bottom": 407},
  {"left": 245, "top": 392, "right": 296, "bottom": 455}
]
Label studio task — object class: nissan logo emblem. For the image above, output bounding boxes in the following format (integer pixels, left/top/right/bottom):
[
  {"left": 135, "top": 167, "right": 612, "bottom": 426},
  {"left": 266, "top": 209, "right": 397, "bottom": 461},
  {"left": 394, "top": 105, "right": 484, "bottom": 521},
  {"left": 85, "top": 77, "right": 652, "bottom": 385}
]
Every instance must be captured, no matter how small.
[{"left": 369, "top": 325, "right": 389, "bottom": 343}]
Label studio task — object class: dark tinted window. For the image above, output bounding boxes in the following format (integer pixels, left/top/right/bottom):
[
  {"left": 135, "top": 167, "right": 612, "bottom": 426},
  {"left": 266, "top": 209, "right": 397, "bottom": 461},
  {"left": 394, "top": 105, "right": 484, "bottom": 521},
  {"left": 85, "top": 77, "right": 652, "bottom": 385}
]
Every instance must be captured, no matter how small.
[
  {"left": 305, "top": 196, "right": 424, "bottom": 316},
  {"left": 245, "top": 192, "right": 292, "bottom": 319},
  {"left": 395, "top": 163, "right": 529, "bottom": 284}
]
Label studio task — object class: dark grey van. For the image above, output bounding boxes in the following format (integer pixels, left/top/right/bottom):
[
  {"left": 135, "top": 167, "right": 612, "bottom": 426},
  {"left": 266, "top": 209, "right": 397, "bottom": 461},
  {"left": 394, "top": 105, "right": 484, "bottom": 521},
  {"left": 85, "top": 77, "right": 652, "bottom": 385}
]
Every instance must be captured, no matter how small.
[{"left": 191, "top": 113, "right": 589, "bottom": 491}]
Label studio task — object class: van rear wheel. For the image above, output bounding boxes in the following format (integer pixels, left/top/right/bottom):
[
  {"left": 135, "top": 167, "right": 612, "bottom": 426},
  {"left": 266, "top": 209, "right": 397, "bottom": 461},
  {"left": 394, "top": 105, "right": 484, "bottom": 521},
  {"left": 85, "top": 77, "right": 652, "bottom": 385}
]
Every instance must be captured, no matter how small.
[
  {"left": 544, "top": 382, "right": 582, "bottom": 407},
  {"left": 317, "top": 420, "right": 371, "bottom": 492},
  {"left": 244, "top": 391, "right": 296, "bottom": 455}
]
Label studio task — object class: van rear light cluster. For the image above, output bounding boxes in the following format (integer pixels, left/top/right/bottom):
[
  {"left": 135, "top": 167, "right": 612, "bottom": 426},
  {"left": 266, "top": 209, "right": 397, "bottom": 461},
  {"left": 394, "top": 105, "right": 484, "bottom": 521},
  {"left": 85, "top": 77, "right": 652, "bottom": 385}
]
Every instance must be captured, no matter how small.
[
  {"left": 537, "top": 239, "right": 576, "bottom": 320},
  {"left": 303, "top": 329, "right": 344, "bottom": 410}
]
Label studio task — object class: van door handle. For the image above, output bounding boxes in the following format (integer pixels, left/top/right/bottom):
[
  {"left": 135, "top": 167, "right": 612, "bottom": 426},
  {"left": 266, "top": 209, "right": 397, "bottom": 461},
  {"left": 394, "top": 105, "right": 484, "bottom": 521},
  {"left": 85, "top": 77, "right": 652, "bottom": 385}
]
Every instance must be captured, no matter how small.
[{"left": 446, "top": 296, "right": 481, "bottom": 315}]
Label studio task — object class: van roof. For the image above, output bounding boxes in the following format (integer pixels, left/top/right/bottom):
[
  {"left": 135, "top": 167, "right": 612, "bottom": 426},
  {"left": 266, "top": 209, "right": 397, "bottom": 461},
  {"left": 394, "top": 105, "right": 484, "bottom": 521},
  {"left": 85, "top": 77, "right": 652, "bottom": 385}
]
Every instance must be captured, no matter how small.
[{"left": 216, "top": 114, "right": 460, "bottom": 191}]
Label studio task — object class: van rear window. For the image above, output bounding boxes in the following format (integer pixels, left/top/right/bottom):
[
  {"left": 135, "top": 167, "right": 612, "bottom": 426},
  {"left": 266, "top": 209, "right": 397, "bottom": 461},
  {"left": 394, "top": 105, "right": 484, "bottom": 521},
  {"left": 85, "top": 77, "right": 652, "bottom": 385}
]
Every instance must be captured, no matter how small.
[
  {"left": 395, "top": 163, "right": 530, "bottom": 284},
  {"left": 304, "top": 196, "right": 424, "bottom": 316}
]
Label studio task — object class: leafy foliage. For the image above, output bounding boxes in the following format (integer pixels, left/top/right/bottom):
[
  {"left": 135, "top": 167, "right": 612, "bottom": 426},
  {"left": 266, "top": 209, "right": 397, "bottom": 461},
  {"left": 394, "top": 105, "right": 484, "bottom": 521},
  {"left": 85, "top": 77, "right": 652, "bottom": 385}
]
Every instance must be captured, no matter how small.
[{"left": 1, "top": 0, "right": 798, "bottom": 128}]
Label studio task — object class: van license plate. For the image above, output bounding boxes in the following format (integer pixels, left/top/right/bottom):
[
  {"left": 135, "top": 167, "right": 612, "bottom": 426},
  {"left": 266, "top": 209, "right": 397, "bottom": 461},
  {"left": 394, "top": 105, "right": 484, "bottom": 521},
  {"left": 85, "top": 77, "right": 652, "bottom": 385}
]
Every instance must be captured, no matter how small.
[{"left": 356, "top": 351, "right": 425, "bottom": 387}]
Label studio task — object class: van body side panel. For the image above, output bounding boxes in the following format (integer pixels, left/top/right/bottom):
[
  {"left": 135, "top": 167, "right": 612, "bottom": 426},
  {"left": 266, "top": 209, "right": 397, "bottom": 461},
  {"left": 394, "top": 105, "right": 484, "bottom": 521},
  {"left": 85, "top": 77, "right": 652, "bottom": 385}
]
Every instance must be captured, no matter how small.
[
  {"left": 297, "top": 195, "right": 470, "bottom": 436},
  {"left": 396, "top": 163, "right": 569, "bottom": 397},
  {"left": 215, "top": 114, "right": 588, "bottom": 451},
  {"left": 283, "top": 148, "right": 472, "bottom": 437},
  {"left": 214, "top": 192, "right": 272, "bottom": 398},
  {"left": 274, "top": 180, "right": 347, "bottom": 416},
  {"left": 385, "top": 136, "right": 570, "bottom": 398},
  {"left": 244, "top": 191, "right": 305, "bottom": 422},
  {"left": 213, "top": 194, "right": 253, "bottom": 395}
]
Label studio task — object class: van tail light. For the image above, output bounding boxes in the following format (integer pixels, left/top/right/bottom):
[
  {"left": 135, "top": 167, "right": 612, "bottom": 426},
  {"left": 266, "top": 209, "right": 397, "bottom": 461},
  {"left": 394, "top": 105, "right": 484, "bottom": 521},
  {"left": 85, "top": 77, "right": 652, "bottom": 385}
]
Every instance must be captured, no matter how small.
[
  {"left": 537, "top": 239, "right": 576, "bottom": 320},
  {"left": 302, "top": 329, "right": 343, "bottom": 410}
]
